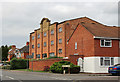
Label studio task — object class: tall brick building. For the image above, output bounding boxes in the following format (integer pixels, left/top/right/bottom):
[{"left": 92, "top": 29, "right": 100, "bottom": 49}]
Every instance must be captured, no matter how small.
[
  {"left": 29, "top": 17, "right": 120, "bottom": 73},
  {"left": 29, "top": 17, "right": 101, "bottom": 59}
]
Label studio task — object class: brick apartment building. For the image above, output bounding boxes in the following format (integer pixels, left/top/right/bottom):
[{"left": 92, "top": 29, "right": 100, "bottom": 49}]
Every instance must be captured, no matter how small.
[{"left": 29, "top": 17, "right": 120, "bottom": 73}]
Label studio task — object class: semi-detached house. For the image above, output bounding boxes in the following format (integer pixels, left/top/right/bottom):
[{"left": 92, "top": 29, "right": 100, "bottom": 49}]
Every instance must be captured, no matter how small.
[{"left": 29, "top": 17, "right": 120, "bottom": 73}]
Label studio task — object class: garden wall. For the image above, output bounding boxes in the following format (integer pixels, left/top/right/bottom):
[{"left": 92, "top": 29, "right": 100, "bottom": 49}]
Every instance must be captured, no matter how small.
[{"left": 29, "top": 55, "right": 82, "bottom": 71}]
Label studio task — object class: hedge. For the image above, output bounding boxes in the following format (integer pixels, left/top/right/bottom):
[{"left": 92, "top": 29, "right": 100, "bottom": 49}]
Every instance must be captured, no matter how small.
[
  {"left": 50, "top": 60, "right": 80, "bottom": 73},
  {"left": 10, "top": 58, "right": 29, "bottom": 70}
]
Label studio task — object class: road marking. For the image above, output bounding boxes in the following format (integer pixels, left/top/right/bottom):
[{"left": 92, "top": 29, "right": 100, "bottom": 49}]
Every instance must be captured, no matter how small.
[
  {"left": 6, "top": 76, "right": 14, "bottom": 80},
  {"left": 50, "top": 77, "right": 72, "bottom": 80}
]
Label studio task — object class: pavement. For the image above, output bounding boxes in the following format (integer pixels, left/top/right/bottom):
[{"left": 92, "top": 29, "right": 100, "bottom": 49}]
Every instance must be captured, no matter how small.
[{"left": 0, "top": 69, "right": 120, "bottom": 82}]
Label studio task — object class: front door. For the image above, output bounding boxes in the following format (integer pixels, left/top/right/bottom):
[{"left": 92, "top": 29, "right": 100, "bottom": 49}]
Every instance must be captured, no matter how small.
[{"left": 77, "top": 58, "right": 84, "bottom": 72}]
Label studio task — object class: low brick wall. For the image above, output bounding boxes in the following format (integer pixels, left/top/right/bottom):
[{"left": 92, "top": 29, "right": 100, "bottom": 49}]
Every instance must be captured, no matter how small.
[
  {"left": 29, "top": 58, "right": 69, "bottom": 71},
  {"left": 29, "top": 55, "right": 83, "bottom": 71}
]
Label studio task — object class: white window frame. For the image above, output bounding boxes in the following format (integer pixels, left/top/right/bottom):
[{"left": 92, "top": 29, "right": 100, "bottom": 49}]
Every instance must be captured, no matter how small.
[
  {"left": 100, "top": 39, "right": 112, "bottom": 47},
  {"left": 75, "top": 42, "right": 77, "bottom": 49},
  {"left": 100, "top": 57, "right": 114, "bottom": 67}
]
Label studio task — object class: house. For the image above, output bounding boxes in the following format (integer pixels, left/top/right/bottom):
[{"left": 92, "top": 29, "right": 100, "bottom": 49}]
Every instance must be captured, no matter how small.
[
  {"left": 8, "top": 45, "right": 19, "bottom": 61},
  {"left": 8, "top": 42, "right": 29, "bottom": 61},
  {"left": 66, "top": 22, "right": 120, "bottom": 73},
  {"left": 29, "top": 17, "right": 120, "bottom": 73},
  {"left": 19, "top": 42, "right": 29, "bottom": 59}
]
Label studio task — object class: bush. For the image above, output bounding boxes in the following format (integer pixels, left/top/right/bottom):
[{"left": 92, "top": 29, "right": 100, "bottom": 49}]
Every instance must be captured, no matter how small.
[
  {"left": 46, "top": 56, "right": 63, "bottom": 59},
  {"left": 10, "top": 58, "right": 29, "bottom": 70},
  {"left": 43, "top": 66, "right": 50, "bottom": 72},
  {"left": 50, "top": 60, "right": 80, "bottom": 73}
]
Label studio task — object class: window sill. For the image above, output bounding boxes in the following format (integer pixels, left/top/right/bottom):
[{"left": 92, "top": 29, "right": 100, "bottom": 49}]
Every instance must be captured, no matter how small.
[{"left": 100, "top": 46, "right": 112, "bottom": 48}]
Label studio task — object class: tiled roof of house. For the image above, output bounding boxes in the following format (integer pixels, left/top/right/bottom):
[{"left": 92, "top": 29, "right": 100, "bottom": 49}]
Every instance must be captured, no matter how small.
[
  {"left": 81, "top": 22, "right": 119, "bottom": 38},
  {"left": 19, "top": 45, "right": 29, "bottom": 53},
  {"left": 67, "top": 17, "right": 119, "bottom": 42}
]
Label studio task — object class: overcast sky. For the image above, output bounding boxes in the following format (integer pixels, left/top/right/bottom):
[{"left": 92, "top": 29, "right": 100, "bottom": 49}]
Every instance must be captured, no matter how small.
[{"left": 0, "top": 0, "right": 119, "bottom": 48}]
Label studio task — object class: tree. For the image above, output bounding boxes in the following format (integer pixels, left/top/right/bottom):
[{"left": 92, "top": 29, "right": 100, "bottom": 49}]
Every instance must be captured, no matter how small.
[{"left": 0, "top": 45, "right": 10, "bottom": 61}]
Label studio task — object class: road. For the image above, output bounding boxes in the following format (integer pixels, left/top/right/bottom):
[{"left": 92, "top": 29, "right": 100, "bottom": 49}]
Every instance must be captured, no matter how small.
[{"left": 1, "top": 69, "right": 120, "bottom": 82}]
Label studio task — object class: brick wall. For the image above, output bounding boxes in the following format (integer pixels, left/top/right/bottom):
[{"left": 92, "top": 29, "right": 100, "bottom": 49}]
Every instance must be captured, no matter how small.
[
  {"left": 29, "top": 58, "right": 69, "bottom": 71},
  {"left": 29, "top": 56, "right": 82, "bottom": 71}
]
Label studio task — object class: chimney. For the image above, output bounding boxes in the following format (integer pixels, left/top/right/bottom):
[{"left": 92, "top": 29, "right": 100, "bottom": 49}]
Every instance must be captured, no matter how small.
[
  {"left": 26, "top": 42, "right": 29, "bottom": 46},
  {"left": 11, "top": 45, "right": 16, "bottom": 49}
]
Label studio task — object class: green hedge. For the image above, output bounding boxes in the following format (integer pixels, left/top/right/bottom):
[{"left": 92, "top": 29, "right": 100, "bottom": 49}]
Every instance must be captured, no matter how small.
[
  {"left": 10, "top": 58, "right": 29, "bottom": 70},
  {"left": 50, "top": 60, "right": 80, "bottom": 73}
]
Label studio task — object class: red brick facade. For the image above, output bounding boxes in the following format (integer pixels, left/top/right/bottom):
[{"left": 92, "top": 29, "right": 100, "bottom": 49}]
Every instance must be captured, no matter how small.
[{"left": 29, "top": 17, "right": 119, "bottom": 59}]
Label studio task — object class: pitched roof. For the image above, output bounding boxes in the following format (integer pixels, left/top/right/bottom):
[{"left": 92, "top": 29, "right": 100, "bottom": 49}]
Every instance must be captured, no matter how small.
[
  {"left": 19, "top": 45, "right": 29, "bottom": 53},
  {"left": 81, "top": 22, "right": 119, "bottom": 38},
  {"left": 67, "top": 18, "right": 119, "bottom": 42}
]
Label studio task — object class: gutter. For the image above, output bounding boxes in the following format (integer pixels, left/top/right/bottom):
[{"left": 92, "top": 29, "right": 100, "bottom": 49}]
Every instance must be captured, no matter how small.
[{"left": 93, "top": 36, "right": 120, "bottom": 40}]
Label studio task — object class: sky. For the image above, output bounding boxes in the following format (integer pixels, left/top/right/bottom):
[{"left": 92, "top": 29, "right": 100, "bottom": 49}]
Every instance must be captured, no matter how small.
[{"left": 0, "top": 0, "right": 119, "bottom": 48}]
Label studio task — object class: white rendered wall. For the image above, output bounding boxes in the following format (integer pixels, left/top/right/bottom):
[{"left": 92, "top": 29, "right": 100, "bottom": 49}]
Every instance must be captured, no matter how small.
[{"left": 83, "top": 57, "right": 120, "bottom": 73}]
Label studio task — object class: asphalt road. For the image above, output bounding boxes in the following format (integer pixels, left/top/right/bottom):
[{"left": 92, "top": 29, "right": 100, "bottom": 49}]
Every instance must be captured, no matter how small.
[{"left": 1, "top": 69, "right": 120, "bottom": 82}]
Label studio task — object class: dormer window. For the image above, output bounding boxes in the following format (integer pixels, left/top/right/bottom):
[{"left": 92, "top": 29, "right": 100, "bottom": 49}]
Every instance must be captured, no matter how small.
[{"left": 100, "top": 39, "right": 112, "bottom": 47}]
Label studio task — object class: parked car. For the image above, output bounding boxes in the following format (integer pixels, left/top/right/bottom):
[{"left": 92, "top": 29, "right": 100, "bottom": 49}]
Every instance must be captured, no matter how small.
[
  {"left": 0, "top": 63, "right": 3, "bottom": 66},
  {"left": 108, "top": 64, "right": 120, "bottom": 75}
]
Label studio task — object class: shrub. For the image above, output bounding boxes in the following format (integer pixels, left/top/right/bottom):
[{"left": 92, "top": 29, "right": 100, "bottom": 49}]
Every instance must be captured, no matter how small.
[
  {"left": 43, "top": 66, "right": 50, "bottom": 72},
  {"left": 50, "top": 60, "right": 79, "bottom": 73},
  {"left": 10, "top": 58, "right": 29, "bottom": 70},
  {"left": 46, "top": 56, "right": 63, "bottom": 59}
]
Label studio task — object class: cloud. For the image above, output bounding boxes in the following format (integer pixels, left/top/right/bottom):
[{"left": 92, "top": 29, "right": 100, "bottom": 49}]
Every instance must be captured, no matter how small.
[{"left": 1, "top": 2, "right": 118, "bottom": 48}]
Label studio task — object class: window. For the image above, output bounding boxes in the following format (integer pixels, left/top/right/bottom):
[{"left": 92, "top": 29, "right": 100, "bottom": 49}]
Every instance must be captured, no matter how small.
[
  {"left": 44, "top": 32, "right": 47, "bottom": 37},
  {"left": 36, "top": 54, "right": 40, "bottom": 58},
  {"left": 59, "top": 49, "right": 62, "bottom": 53},
  {"left": 49, "top": 53, "right": 55, "bottom": 57},
  {"left": 59, "top": 39, "right": 62, "bottom": 44},
  {"left": 32, "top": 36, "right": 34, "bottom": 40},
  {"left": 59, "top": 27, "right": 62, "bottom": 33},
  {"left": 37, "top": 34, "right": 40, "bottom": 39},
  {"left": 75, "top": 42, "right": 77, "bottom": 49},
  {"left": 32, "top": 53, "right": 34, "bottom": 58},
  {"left": 100, "top": 57, "right": 114, "bottom": 66},
  {"left": 42, "top": 53, "right": 47, "bottom": 58},
  {"left": 38, "top": 43, "right": 40, "bottom": 48},
  {"left": 44, "top": 42, "right": 46, "bottom": 47},
  {"left": 51, "top": 41, "right": 54, "bottom": 45},
  {"left": 51, "top": 30, "right": 54, "bottom": 35},
  {"left": 100, "top": 39, "right": 112, "bottom": 47},
  {"left": 32, "top": 45, "right": 34, "bottom": 48}
]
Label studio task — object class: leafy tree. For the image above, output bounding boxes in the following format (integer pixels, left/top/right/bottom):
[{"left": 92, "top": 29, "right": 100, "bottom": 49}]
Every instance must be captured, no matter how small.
[{"left": 0, "top": 45, "right": 10, "bottom": 61}]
